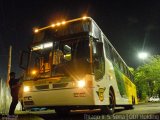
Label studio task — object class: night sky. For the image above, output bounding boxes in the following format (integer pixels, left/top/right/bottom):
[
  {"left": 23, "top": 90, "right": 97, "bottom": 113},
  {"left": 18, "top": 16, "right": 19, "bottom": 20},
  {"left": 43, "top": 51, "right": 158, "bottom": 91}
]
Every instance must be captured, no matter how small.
[{"left": 0, "top": 0, "right": 160, "bottom": 79}]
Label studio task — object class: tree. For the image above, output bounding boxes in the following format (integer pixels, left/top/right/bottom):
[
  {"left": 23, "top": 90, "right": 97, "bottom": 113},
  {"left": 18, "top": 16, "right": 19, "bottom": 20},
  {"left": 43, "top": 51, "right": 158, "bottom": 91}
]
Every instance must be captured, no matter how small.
[{"left": 134, "top": 55, "right": 160, "bottom": 100}]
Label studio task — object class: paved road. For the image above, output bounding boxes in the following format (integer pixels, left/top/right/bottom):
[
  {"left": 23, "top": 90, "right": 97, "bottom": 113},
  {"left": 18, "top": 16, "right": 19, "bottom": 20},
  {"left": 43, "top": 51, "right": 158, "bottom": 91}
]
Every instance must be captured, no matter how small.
[{"left": 1, "top": 103, "right": 160, "bottom": 120}]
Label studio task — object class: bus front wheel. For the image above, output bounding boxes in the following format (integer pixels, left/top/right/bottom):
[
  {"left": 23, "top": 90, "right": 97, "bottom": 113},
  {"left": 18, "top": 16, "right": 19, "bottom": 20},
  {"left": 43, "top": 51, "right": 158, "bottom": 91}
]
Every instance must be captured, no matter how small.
[{"left": 101, "top": 90, "right": 115, "bottom": 115}]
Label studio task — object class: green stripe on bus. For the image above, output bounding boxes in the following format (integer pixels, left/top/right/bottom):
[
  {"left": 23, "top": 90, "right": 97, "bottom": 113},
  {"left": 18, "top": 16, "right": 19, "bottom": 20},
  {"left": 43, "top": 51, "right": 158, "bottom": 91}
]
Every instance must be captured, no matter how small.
[{"left": 114, "top": 66, "right": 127, "bottom": 98}]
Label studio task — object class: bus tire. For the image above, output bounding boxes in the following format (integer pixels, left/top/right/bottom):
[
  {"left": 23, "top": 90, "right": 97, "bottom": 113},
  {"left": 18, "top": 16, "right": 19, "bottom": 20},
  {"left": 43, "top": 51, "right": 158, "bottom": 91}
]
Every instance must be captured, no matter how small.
[
  {"left": 101, "top": 90, "right": 115, "bottom": 115},
  {"left": 55, "top": 108, "right": 70, "bottom": 115}
]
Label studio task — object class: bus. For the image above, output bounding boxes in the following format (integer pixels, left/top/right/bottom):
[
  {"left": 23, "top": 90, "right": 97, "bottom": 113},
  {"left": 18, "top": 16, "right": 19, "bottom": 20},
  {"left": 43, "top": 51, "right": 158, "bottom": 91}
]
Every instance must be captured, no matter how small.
[{"left": 19, "top": 16, "right": 138, "bottom": 114}]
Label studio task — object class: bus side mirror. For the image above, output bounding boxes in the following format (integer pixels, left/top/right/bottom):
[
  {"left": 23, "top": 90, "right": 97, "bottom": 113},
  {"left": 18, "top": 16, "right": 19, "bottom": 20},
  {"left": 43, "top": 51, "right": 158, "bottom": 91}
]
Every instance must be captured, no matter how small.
[
  {"left": 19, "top": 51, "right": 30, "bottom": 70},
  {"left": 96, "top": 42, "right": 103, "bottom": 58}
]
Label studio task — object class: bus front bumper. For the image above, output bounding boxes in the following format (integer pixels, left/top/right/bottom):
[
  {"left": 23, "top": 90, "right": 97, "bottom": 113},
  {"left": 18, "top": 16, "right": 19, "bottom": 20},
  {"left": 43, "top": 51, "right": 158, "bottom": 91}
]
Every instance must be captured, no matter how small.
[{"left": 22, "top": 88, "right": 95, "bottom": 109}]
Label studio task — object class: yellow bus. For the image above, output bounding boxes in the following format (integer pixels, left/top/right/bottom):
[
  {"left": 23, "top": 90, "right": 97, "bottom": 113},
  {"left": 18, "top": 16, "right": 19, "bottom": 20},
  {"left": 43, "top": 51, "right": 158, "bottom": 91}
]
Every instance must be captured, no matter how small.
[{"left": 19, "top": 17, "right": 138, "bottom": 114}]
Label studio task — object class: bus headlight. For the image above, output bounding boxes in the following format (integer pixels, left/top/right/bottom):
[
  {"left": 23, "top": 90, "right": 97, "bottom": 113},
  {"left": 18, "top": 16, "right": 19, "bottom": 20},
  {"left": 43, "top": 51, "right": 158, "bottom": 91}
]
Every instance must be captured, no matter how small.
[
  {"left": 77, "top": 80, "right": 86, "bottom": 88},
  {"left": 24, "top": 86, "right": 30, "bottom": 92},
  {"left": 31, "top": 70, "right": 37, "bottom": 75}
]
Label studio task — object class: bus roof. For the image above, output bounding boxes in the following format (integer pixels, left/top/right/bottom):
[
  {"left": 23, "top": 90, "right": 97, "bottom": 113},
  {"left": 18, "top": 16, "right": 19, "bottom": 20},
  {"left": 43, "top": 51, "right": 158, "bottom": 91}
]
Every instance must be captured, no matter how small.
[{"left": 34, "top": 16, "right": 92, "bottom": 33}]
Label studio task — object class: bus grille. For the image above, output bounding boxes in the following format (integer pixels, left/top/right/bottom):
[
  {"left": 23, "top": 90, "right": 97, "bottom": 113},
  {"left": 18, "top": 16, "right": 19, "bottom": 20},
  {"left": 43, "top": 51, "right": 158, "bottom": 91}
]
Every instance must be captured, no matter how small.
[
  {"left": 52, "top": 83, "right": 68, "bottom": 88},
  {"left": 35, "top": 85, "right": 49, "bottom": 90}
]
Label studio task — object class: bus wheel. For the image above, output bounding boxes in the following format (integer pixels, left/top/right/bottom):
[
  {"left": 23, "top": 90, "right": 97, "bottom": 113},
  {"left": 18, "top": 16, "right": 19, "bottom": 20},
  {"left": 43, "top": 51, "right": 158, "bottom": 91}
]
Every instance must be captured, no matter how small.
[
  {"left": 55, "top": 108, "right": 70, "bottom": 115},
  {"left": 101, "top": 90, "right": 115, "bottom": 115}
]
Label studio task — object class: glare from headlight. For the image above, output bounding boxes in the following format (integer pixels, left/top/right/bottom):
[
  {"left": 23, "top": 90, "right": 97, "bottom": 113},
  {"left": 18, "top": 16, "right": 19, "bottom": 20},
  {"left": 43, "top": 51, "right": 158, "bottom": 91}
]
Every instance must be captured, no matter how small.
[
  {"left": 31, "top": 70, "right": 37, "bottom": 75},
  {"left": 77, "top": 80, "right": 86, "bottom": 88},
  {"left": 24, "top": 86, "right": 30, "bottom": 92}
]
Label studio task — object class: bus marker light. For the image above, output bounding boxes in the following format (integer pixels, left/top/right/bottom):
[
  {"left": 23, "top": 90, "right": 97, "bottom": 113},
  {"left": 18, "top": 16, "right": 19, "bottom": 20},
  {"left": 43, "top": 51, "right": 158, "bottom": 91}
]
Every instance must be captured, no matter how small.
[
  {"left": 56, "top": 22, "right": 61, "bottom": 26},
  {"left": 51, "top": 24, "right": 55, "bottom": 27},
  {"left": 62, "top": 21, "right": 66, "bottom": 25},
  {"left": 82, "top": 16, "right": 87, "bottom": 20},
  {"left": 34, "top": 28, "right": 39, "bottom": 33}
]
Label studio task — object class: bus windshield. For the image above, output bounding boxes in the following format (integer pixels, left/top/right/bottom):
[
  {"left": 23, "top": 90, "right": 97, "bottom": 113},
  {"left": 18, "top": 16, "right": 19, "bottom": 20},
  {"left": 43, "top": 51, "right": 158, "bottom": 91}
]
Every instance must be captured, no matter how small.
[
  {"left": 28, "top": 49, "right": 52, "bottom": 78},
  {"left": 28, "top": 37, "right": 91, "bottom": 79}
]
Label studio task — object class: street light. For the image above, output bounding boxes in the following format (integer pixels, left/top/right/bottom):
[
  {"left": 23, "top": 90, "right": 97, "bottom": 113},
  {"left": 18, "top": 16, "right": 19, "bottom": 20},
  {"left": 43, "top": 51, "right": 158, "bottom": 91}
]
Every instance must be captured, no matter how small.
[{"left": 138, "top": 52, "right": 149, "bottom": 60}]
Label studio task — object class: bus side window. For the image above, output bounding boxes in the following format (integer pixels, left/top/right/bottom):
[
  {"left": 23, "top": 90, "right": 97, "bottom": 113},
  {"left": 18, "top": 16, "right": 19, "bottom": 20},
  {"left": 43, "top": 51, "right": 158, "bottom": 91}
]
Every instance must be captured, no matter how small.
[
  {"left": 104, "top": 40, "right": 111, "bottom": 59},
  {"left": 126, "top": 69, "right": 130, "bottom": 79},
  {"left": 109, "top": 47, "right": 114, "bottom": 62},
  {"left": 63, "top": 45, "right": 71, "bottom": 61},
  {"left": 115, "top": 53, "right": 119, "bottom": 67},
  {"left": 93, "top": 41, "right": 105, "bottom": 80},
  {"left": 112, "top": 50, "right": 119, "bottom": 67},
  {"left": 123, "top": 65, "right": 128, "bottom": 76},
  {"left": 120, "top": 62, "right": 124, "bottom": 72}
]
